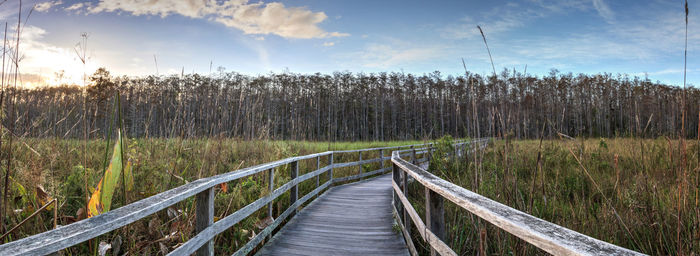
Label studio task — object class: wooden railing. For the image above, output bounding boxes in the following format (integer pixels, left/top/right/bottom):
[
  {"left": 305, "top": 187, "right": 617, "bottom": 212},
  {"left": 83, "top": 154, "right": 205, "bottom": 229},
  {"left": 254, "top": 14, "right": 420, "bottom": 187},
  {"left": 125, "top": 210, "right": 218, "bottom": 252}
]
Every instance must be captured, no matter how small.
[
  {"left": 0, "top": 140, "right": 461, "bottom": 256},
  {"left": 390, "top": 139, "right": 647, "bottom": 256}
]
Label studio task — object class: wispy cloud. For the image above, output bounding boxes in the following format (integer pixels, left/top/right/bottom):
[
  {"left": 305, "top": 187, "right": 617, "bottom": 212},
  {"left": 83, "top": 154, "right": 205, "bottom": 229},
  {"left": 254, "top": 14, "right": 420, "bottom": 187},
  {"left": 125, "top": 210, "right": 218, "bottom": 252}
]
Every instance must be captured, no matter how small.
[
  {"left": 440, "top": 0, "right": 588, "bottom": 40},
  {"left": 67, "top": 0, "right": 348, "bottom": 39},
  {"left": 35, "top": 0, "right": 62, "bottom": 12},
  {"left": 322, "top": 42, "right": 335, "bottom": 47},
  {"left": 592, "top": 0, "right": 614, "bottom": 23}
]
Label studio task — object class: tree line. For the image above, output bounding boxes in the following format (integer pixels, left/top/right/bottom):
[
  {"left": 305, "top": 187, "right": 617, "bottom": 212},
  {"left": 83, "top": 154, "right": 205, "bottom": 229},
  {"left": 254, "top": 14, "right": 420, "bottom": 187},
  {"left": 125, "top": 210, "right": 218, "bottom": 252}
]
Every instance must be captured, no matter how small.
[{"left": 7, "top": 68, "right": 700, "bottom": 140}]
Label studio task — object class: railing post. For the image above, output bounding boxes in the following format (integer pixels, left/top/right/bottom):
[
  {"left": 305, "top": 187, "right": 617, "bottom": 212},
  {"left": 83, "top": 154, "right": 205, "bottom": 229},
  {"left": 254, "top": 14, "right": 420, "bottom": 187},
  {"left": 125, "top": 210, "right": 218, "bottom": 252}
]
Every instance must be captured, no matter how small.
[
  {"left": 267, "top": 168, "right": 274, "bottom": 218},
  {"left": 392, "top": 162, "right": 404, "bottom": 221},
  {"left": 380, "top": 149, "right": 385, "bottom": 173},
  {"left": 410, "top": 146, "right": 416, "bottom": 165},
  {"left": 425, "top": 187, "right": 445, "bottom": 256},
  {"left": 316, "top": 156, "right": 320, "bottom": 187},
  {"left": 358, "top": 151, "right": 363, "bottom": 180},
  {"left": 402, "top": 166, "right": 409, "bottom": 229},
  {"left": 329, "top": 152, "right": 334, "bottom": 183},
  {"left": 195, "top": 187, "right": 214, "bottom": 256},
  {"left": 290, "top": 160, "right": 299, "bottom": 216}
]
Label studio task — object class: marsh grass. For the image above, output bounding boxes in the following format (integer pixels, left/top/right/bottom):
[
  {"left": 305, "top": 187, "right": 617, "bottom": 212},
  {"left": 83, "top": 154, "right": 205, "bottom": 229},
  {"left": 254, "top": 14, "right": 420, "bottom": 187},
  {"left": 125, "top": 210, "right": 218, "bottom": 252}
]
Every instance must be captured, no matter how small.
[
  {"left": 410, "top": 138, "right": 698, "bottom": 255},
  {"left": 1, "top": 138, "right": 421, "bottom": 254}
]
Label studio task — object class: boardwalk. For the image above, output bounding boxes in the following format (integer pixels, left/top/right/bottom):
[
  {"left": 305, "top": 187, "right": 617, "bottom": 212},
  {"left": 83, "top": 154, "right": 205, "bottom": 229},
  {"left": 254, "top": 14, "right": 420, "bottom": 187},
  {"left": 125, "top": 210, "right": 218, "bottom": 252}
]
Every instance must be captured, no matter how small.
[{"left": 258, "top": 174, "right": 409, "bottom": 256}]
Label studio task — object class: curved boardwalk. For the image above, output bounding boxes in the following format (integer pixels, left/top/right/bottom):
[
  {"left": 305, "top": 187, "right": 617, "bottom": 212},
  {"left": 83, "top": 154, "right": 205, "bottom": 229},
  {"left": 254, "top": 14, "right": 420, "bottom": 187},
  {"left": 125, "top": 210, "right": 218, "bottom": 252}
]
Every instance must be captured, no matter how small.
[{"left": 258, "top": 174, "right": 409, "bottom": 256}]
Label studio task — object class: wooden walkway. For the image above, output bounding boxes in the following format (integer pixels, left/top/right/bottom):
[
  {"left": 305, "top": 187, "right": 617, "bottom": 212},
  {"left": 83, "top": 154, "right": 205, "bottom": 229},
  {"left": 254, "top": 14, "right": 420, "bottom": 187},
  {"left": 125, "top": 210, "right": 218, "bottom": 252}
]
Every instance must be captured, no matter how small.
[{"left": 258, "top": 174, "right": 409, "bottom": 256}]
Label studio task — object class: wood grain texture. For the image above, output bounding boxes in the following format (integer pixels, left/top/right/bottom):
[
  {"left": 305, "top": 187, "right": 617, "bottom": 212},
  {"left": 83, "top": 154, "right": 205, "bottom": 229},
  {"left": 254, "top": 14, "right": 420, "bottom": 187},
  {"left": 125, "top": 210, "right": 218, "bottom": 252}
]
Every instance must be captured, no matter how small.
[{"left": 258, "top": 174, "right": 409, "bottom": 256}]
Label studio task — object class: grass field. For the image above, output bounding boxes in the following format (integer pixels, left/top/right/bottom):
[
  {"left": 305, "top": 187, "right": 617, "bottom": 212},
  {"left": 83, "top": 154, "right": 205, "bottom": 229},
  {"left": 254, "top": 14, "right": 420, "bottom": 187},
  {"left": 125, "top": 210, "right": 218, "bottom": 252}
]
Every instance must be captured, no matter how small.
[
  {"left": 2, "top": 138, "right": 426, "bottom": 254},
  {"left": 407, "top": 137, "right": 699, "bottom": 255},
  {"left": 3, "top": 137, "right": 699, "bottom": 255}
]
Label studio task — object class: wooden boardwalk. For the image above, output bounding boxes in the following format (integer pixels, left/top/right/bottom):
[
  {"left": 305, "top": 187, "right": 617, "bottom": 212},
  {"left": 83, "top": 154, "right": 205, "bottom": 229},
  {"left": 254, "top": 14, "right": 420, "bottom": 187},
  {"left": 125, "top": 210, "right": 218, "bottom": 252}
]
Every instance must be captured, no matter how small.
[{"left": 258, "top": 174, "right": 409, "bottom": 256}]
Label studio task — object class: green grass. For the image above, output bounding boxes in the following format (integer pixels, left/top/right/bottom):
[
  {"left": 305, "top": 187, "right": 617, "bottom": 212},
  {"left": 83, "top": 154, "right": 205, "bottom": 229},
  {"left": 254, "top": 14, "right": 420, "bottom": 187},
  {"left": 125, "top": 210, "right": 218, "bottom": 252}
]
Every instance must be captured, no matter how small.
[
  {"left": 410, "top": 137, "right": 699, "bottom": 255},
  {"left": 2, "top": 138, "right": 425, "bottom": 255}
]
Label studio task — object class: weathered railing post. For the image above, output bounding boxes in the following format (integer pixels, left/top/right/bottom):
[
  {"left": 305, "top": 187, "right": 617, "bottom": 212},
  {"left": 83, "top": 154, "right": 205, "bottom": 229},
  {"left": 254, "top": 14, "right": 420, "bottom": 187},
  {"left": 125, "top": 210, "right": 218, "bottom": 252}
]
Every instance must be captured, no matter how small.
[
  {"left": 425, "top": 187, "right": 445, "bottom": 256},
  {"left": 329, "top": 153, "right": 334, "bottom": 182},
  {"left": 316, "top": 156, "right": 320, "bottom": 187},
  {"left": 195, "top": 187, "right": 214, "bottom": 256},
  {"left": 411, "top": 146, "right": 416, "bottom": 165},
  {"left": 267, "top": 168, "right": 274, "bottom": 240},
  {"left": 290, "top": 160, "right": 299, "bottom": 216},
  {"left": 411, "top": 146, "right": 418, "bottom": 165},
  {"left": 402, "top": 164, "right": 409, "bottom": 229},
  {"left": 358, "top": 151, "right": 363, "bottom": 180},
  {"left": 380, "top": 149, "right": 385, "bottom": 173},
  {"left": 392, "top": 161, "right": 404, "bottom": 221},
  {"left": 267, "top": 168, "right": 274, "bottom": 218}
]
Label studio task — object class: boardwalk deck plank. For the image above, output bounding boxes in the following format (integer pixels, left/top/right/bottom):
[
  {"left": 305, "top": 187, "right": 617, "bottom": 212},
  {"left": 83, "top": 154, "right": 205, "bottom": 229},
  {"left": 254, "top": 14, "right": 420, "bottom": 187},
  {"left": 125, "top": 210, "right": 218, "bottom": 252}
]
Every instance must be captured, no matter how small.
[{"left": 258, "top": 174, "right": 409, "bottom": 256}]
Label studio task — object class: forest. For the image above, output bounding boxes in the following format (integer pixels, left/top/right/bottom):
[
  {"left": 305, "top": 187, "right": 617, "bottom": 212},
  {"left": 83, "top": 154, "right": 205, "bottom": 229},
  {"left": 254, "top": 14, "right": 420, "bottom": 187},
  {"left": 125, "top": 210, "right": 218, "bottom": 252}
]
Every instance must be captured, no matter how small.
[{"left": 8, "top": 68, "right": 700, "bottom": 141}]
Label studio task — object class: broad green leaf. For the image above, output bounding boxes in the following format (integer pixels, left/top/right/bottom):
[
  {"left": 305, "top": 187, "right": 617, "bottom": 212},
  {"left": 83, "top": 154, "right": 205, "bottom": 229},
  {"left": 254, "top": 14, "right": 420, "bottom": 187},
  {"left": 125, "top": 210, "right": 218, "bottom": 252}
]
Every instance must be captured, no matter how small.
[{"left": 88, "top": 130, "right": 125, "bottom": 218}]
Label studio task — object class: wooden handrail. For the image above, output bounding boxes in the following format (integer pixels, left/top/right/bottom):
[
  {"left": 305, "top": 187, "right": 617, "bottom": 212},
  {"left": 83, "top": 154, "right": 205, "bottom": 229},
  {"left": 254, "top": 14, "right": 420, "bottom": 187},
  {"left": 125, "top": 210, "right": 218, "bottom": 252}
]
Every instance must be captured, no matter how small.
[
  {"left": 390, "top": 139, "right": 647, "bottom": 256},
  {"left": 0, "top": 140, "right": 463, "bottom": 255}
]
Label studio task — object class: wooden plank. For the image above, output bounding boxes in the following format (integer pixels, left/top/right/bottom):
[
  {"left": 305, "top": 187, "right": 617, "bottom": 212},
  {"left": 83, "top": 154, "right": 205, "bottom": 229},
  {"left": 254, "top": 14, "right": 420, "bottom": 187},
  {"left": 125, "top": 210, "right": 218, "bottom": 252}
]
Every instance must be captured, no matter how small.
[
  {"left": 195, "top": 187, "right": 214, "bottom": 256},
  {"left": 258, "top": 175, "right": 408, "bottom": 256},
  {"left": 332, "top": 167, "right": 391, "bottom": 184},
  {"left": 168, "top": 164, "right": 332, "bottom": 255},
  {"left": 233, "top": 181, "right": 332, "bottom": 256},
  {"left": 391, "top": 148, "right": 646, "bottom": 256}
]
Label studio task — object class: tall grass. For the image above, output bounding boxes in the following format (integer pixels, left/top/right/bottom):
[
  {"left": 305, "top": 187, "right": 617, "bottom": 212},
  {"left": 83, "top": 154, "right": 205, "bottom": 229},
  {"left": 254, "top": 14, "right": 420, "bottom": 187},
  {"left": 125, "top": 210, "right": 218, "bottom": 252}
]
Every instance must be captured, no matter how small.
[
  {"left": 0, "top": 138, "right": 420, "bottom": 254},
  {"left": 416, "top": 138, "right": 698, "bottom": 255}
]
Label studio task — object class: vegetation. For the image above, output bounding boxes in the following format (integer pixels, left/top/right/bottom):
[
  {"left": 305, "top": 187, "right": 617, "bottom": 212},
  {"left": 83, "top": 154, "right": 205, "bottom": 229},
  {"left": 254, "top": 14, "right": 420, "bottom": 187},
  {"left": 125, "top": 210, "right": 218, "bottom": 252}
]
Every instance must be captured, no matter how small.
[
  {"left": 407, "top": 137, "right": 699, "bottom": 255},
  {"left": 4, "top": 68, "right": 700, "bottom": 141},
  {"left": 0, "top": 138, "right": 421, "bottom": 254}
]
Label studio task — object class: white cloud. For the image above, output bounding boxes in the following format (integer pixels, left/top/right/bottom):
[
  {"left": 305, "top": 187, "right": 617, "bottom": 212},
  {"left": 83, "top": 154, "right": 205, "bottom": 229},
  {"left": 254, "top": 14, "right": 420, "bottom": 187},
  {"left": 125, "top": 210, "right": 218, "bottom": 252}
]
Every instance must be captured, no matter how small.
[
  {"left": 35, "top": 0, "right": 62, "bottom": 12},
  {"left": 352, "top": 41, "right": 446, "bottom": 69},
  {"left": 16, "top": 26, "right": 100, "bottom": 86},
  {"left": 592, "top": 0, "right": 614, "bottom": 23},
  {"left": 65, "top": 2, "right": 89, "bottom": 13},
  {"left": 80, "top": 0, "right": 347, "bottom": 39},
  {"left": 322, "top": 42, "right": 334, "bottom": 47}
]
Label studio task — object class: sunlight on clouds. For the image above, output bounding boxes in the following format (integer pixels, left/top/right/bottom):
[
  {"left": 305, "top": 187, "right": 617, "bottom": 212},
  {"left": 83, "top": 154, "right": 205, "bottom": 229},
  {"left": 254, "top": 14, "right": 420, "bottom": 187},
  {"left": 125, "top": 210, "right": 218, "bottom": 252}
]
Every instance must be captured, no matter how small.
[
  {"left": 76, "top": 0, "right": 348, "bottom": 39},
  {"left": 20, "top": 26, "right": 99, "bottom": 86}
]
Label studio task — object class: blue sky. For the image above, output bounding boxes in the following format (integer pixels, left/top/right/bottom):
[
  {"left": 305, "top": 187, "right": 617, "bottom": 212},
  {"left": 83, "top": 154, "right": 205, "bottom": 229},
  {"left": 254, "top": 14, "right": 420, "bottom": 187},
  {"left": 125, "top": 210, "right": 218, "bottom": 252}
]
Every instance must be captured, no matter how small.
[{"left": 2, "top": 0, "right": 698, "bottom": 86}]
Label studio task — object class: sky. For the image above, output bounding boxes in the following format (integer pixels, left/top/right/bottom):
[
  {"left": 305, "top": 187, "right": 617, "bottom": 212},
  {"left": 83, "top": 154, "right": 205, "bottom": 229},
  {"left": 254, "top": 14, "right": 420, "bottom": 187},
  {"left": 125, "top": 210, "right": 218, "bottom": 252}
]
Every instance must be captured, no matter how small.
[{"left": 0, "top": 0, "right": 697, "bottom": 87}]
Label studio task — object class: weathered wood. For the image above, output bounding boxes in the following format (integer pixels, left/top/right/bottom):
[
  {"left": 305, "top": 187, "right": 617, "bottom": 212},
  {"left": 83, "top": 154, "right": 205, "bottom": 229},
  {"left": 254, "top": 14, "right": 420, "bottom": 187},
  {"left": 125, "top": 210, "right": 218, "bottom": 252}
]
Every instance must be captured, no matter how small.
[
  {"left": 316, "top": 156, "right": 320, "bottom": 187},
  {"left": 233, "top": 181, "right": 332, "bottom": 256},
  {"left": 392, "top": 181, "right": 456, "bottom": 256},
  {"left": 392, "top": 205, "right": 418, "bottom": 256},
  {"left": 380, "top": 149, "right": 385, "bottom": 173},
  {"left": 332, "top": 167, "right": 390, "bottom": 184},
  {"left": 290, "top": 160, "right": 299, "bottom": 216},
  {"left": 391, "top": 147, "right": 645, "bottom": 256},
  {"left": 329, "top": 152, "right": 334, "bottom": 182},
  {"left": 267, "top": 168, "right": 274, "bottom": 219},
  {"left": 426, "top": 187, "right": 445, "bottom": 256},
  {"left": 358, "top": 151, "right": 363, "bottom": 180},
  {"left": 195, "top": 187, "right": 214, "bottom": 256},
  {"left": 258, "top": 175, "right": 408, "bottom": 256},
  {"left": 168, "top": 164, "right": 332, "bottom": 255},
  {"left": 402, "top": 165, "right": 409, "bottom": 233}
]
